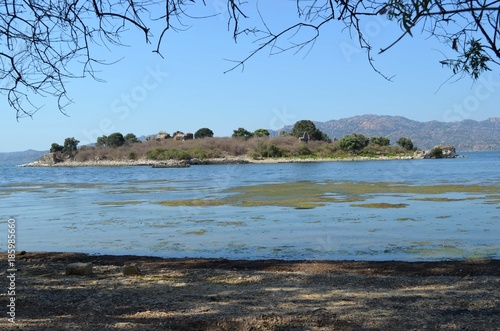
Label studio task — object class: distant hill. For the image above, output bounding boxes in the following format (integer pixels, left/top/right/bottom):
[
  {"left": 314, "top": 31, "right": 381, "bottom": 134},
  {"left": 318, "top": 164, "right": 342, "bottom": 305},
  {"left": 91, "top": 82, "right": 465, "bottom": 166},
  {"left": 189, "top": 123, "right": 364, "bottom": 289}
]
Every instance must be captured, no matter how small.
[
  {"left": 0, "top": 150, "right": 47, "bottom": 162},
  {"left": 279, "top": 115, "right": 499, "bottom": 151}
]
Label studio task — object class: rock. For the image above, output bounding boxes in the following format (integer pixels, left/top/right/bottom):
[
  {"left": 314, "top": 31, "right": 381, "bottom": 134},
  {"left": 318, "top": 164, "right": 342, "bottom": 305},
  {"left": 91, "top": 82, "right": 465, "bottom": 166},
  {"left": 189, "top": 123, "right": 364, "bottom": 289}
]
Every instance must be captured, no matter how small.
[
  {"left": 122, "top": 264, "right": 141, "bottom": 276},
  {"left": 38, "top": 152, "right": 63, "bottom": 165},
  {"left": 152, "top": 160, "right": 190, "bottom": 168},
  {"left": 298, "top": 132, "right": 310, "bottom": 143},
  {"left": 155, "top": 131, "right": 171, "bottom": 141},
  {"left": 66, "top": 262, "right": 93, "bottom": 276},
  {"left": 438, "top": 145, "right": 457, "bottom": 158},
  {"left": 418, "top": 145, "right": 458, "bottom": 159}
]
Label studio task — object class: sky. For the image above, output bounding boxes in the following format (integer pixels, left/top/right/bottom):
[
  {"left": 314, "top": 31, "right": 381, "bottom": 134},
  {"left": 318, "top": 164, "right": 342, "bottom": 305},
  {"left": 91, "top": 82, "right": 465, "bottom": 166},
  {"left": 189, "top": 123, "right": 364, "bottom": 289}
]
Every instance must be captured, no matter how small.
[{"left": 1, "top": 1, "right": 499, "bottom": 152}]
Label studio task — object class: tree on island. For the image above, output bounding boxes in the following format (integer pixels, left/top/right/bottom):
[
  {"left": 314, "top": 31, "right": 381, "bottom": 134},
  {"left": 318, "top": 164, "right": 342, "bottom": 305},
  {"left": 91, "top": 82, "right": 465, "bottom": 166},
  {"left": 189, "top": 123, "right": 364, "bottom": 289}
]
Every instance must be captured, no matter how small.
[
  {"left": 253, "top": 129, "right": 270, "bottom": 137},
  {"left": 2, "top": 0, "right": 498, "bottom": 119},
  {"left": 339, "top": 133, "right": 370, "bottom": 152},
  {"left": 106, "top": 133, "right": 125, "bottom": 148},
  {"left": 50, "top": 143, "right": 64, "bottom": 154},
  {"left": 96, "top": 132, "right": 140, "bottom": 148},
  {"left": 370, "top": 136, "right": 391, "bottom": 146},
  {"left": 124, "top": 133, "right": 141, "bottom": 145},
  {"left": 397, "top": 137, "right": 415, "bottom": 150},
  {"left": 62, "top": 137, "right": 80, "bottom": 156},
  {"left": 291, "top": 120, "right": 329, "bottom": 142},
  {"left": 232, "top": 128, "right": 254, "bottom": 139},
  {"left": 50, "top": 138, "right": 78, "bottom": 157},
  {"left": 430, "top": 146, "right": 444, "bottom": 158},
  {"left": 194, "top": 128, "right": 214, "bottom": 139}
]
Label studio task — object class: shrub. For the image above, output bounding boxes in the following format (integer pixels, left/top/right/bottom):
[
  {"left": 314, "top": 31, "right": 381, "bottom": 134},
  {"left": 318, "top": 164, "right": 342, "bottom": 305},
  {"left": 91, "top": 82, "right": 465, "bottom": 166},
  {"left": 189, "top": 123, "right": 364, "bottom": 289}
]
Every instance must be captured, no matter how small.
[
  {"left": 50, "top": 143, "right": 63, "bottom": 153},
  {"left": 253, "top": 128, "right": 270, "bottom": 137},
  {"left": 188, "top": 146, "right": 207, "bottom": 159},
  {"left": 232, "top": 127, "right": 253, "bottom": 139},
  {"left": 146, "top": 148, "right": 166, "bottom": 160},
  {"left": 296, "top": 144, "right": 312, "bottom": 156},
  {"left": 370, "top": 136, "right": 390, "bottom": 146},
  {"left": 107, "top": 132, "right": 125, "bottom": 148},
  {"left": 339, "top": 133, "right": 369, "bottom": 152},
  {"left": 256, "top": 141, "right": 283, "bottom": 157},
  {"left": 397, "top": 137, "right": 414, "bottom": 150},
  {"left": 124, "top": 133, "right": 141, "bottom": 145},
  {"left": 194, "top": 128, "right": 214, "bottom": 139},
  {"left": 429, "top": 147, "right": 443, "bottom": 158},
  {"left": 147, "top": 148, "right": 192, "bottom": 160}
]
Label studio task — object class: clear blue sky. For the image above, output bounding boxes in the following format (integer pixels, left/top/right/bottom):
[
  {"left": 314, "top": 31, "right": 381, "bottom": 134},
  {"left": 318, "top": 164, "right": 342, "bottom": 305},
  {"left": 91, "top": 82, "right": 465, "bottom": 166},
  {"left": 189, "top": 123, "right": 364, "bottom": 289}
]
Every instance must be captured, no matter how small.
[{"left": 1, "top": 1, "right": 499, "bottom": 152}]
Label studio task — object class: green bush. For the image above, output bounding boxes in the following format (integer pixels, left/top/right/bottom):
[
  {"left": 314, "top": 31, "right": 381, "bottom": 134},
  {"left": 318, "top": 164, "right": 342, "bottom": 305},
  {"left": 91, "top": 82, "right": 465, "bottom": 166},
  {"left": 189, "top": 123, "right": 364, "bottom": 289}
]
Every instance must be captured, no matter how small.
[
  {"left": 429, "top": 147, "right": 443, "bottom": 158},
  {"left": 147, "top": 148, "right": 192, "bottom": 160},
  {"left": 370, "top": 136, "right": 390, "bottom": 146},
  {"left": 146, "top": 148, "right": 163, "bottom": 160},
  {"left": 296, "top": 144, "right": 312, "bottom": 156},
  {"left": 339, "top": 133, "right": 369, "bottom": 153},
  {"left": 194, "top": 128, "right": 214, "bottom": 139},
  {"left": 128, "top": 152, "right": 137, "bottom": 160},
  {"left": 397, "top": 137, "right": 414, "bottom": 150},
  {"left": 257, "top": 141, "right": 283, "bottom": 157},
  {"left": 188, "top": 146, "right": 207, "bottom": 159}
]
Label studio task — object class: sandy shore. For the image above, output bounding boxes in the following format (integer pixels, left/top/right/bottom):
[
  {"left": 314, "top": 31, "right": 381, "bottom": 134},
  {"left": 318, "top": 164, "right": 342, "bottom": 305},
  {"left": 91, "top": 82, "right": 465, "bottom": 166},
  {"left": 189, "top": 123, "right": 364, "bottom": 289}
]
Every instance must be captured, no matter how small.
[{"left": 1, "top": 252, "right": 499, "bottom": 330}]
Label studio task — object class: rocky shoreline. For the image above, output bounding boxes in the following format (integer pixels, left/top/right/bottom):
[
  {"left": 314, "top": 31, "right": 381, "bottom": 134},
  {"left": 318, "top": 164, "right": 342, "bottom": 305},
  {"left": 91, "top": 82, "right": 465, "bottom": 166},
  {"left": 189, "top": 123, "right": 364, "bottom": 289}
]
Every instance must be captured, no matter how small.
[
  {"left": 18, "top": 155, "right": 420, "bottom": 167},
  {"left": 18, "top": 145, "right": 461, "bottom": 167}
]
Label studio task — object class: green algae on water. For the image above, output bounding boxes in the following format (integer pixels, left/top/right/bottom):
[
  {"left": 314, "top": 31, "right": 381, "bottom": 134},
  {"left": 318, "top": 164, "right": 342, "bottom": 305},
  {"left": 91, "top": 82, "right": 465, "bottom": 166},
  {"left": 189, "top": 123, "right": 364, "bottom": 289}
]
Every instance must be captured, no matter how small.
[
  {"left": 184, "top": 229, "right": 207, "bottom": 235},
  {"left": 350, "top": 203, "right": 408, "bottom": 208},
  {"left": 96, "top": 201, "right": 144, "bottom": 206},
  {"left": 155, "top": 181, "right": 499, "bottom": 209}
]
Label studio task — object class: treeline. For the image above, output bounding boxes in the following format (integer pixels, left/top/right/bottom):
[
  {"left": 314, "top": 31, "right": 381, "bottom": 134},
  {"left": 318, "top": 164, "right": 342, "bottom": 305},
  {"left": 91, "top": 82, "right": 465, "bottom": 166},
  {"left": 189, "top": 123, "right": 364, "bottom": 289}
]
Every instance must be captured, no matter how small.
[{"left": 48, "top": 120, "right": 417, "bottom": 162}]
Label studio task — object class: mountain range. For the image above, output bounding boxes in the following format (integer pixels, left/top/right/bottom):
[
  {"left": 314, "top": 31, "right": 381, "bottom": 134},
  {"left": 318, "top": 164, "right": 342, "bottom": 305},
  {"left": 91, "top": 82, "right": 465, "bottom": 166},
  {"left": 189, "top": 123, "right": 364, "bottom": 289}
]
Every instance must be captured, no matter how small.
[
  {"left": 0, "top": 149, "right": 48, "bottom": 162},
  {"left": 282, "top": 115, "right": 499, "bottom": 151}
]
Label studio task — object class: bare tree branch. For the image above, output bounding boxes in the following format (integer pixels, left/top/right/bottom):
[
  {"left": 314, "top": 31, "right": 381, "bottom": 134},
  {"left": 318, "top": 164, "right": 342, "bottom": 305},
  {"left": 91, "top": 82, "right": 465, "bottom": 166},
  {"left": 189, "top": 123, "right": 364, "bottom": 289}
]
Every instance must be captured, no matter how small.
[{"left": 1, "top": 0, "right": 499, "bottom": 118}]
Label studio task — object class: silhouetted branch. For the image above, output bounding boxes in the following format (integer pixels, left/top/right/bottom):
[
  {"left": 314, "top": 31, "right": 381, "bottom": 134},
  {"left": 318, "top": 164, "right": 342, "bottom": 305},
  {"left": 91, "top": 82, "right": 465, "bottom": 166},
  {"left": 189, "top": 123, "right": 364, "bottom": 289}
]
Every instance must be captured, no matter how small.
[{"left": 1, "top": 0, "right": 498, "bottom": 118}]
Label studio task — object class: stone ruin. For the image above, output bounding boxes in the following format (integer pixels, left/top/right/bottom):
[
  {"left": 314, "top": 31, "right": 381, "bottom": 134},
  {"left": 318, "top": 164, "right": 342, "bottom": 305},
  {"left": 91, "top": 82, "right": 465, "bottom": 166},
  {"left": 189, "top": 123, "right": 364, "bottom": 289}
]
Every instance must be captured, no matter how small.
[{"left": 146, "top": 131, "right": 194, "bottom": 141}]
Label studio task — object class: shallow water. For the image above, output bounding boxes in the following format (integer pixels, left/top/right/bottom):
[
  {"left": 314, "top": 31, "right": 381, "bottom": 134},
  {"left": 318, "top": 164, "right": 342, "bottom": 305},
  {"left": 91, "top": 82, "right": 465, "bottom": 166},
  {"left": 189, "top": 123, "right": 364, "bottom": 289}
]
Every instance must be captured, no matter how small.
[{"left": 1, "top": 152, "right": 499, "bottom": 261}]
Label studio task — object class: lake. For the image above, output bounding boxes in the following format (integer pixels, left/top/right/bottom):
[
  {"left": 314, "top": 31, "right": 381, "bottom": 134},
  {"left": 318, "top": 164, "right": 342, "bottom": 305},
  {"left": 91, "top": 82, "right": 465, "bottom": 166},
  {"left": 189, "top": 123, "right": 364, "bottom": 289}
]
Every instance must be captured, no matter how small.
[{"left": 1, "top": 152, "right": 499, "bottom": 261}]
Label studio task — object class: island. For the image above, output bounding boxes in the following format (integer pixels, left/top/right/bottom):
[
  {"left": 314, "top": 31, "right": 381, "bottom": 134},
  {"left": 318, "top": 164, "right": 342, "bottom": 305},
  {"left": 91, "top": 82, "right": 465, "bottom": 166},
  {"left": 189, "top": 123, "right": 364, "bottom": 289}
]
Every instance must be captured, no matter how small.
[{"left": 19, "top": 121, "right": 461, "bottom": 167}]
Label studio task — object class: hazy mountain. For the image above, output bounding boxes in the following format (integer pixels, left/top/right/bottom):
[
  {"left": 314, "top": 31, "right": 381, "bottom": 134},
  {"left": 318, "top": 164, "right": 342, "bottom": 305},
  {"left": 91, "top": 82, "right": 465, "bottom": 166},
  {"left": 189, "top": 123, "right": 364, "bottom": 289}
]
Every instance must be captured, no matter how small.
[
  {"left": 280, "top": 115, "right": 499, "bottom": 151},
  {"left": 0, "top": 150, "right": 47, "bottom": 162}
]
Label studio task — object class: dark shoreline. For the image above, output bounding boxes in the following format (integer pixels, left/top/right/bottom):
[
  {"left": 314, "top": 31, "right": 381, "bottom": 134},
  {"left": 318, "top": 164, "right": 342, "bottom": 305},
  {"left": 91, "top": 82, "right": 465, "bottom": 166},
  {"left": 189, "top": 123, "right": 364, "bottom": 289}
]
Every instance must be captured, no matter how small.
[{"left": 6, "top": 252, "right": 500, "bottom": 277}]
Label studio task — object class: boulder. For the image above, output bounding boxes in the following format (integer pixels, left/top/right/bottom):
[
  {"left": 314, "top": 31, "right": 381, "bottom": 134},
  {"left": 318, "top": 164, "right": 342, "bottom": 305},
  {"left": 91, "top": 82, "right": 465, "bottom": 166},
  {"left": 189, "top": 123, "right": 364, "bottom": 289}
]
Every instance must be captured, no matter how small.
[
  {"left": 66, "top": 262, "right": 93, "bottom": 276},
  {"left": 155, "top": 131, "right": 171, "bottom": 141},
  {"left": 421, "top": 145, "right": 457, "bottom": 158},
  {"left": 172, "top": 131, "right": 185, "bottom": 140},
  {"left": 40, "top": 153, "right": 63, "bottom": 165},
  {"left": 438, "top": 145, "right": 457, "bottom": 158},
  {"left": 298, "top": 132, "right": 310, "bottom": 143},
  {"left": 122, "top": 264, "right": 141, "bottom": 276}
]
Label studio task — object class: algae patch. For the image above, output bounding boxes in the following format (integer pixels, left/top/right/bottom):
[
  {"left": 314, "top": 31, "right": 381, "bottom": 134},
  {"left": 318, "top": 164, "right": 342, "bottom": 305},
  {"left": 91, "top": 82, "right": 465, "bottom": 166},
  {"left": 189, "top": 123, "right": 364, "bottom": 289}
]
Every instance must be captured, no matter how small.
[
  {"left": 184, "top": 229, "right": 208, "bottom": 235},
  {"left": 410, "top": 197, "right": 467, "bottom": 202},
  {"left": 350, "top": 203, "right": 408, "bottom": 209},
  {"left": 96, "top": 201, "right": 144, "bottom": 206},
  {"left": 154, "top": 181, "right": 499, "bottom": 209}
]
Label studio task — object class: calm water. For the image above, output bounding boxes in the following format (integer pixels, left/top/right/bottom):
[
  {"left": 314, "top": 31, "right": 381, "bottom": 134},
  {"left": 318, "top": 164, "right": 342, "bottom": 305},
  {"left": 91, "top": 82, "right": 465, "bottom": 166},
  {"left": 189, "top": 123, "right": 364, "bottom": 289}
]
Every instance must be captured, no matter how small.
[{"left": 1, "top": 152, "right": 499, "bottom": 261}]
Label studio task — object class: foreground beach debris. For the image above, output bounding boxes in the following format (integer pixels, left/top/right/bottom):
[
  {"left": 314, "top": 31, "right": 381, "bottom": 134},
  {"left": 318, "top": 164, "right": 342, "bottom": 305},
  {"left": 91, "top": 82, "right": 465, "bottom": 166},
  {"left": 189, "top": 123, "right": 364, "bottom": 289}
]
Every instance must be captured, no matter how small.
[{"left": 1, "top": 252, "right": 499, "bottom": 330}]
